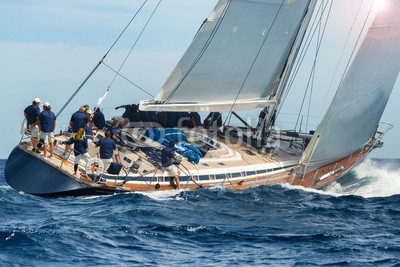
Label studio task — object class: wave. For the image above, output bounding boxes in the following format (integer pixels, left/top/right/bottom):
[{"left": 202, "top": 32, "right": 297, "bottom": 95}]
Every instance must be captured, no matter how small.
[
  {"left": 325, "top": 158, "right": 400, "bottom": 198},
  {"left": 1, "top": 158, "right": 399, "bottom": 200},
  {"left": 138, "top": 189, "right": 185, "bottom": 201}
]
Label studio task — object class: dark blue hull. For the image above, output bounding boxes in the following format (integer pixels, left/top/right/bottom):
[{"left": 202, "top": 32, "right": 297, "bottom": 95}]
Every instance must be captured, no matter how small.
[{"left": 5, "top": 146, "right": 120, "bottom": 197}]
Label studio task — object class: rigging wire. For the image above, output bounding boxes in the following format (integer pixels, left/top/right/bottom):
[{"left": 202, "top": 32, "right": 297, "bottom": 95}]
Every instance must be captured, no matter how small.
[
  {"left": 338, "top": 0, "right": 377, "bottom": 86},
  {"left": 294, "top": 0, "right": 333, "bottom": 132},
  {"left": 56, "top": 0, "right": 149, "bottom": 118},
  {"left": 105, "top": 0, "right": 162, "bottom": 93},
  {"left": 222, "top": 1, "right": 285, "bottom": 126},
  {"left": 307, "top": 0, "right": 333, "bottom": 132},
  {"left": 277, "top": 1, "right": 326, "bottom": 121},
  {"left": 276, "top": 0, "right": 331, "bottom": 128},
  {"left": 320, "top": 0, "right": 366, "bottom": 115},
  {"left": 281, "top": 0, "right": 376, "bottom": 132},
  {"left": 106, "top": 1, "right": 150, "bottom": 59},
  {"left": 164, "top": 1, "right": 231, "bottom": 103},
  {"left": 102, "top": 62, "right": 153, "bottom": 97}
]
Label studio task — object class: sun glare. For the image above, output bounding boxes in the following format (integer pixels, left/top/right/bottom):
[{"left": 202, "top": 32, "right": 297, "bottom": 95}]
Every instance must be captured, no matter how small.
[{"left": 375, "top": 0, "right": 388, "bottom": 12}]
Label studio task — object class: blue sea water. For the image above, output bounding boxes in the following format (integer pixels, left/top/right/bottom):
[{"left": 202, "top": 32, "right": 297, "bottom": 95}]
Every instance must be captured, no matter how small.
[{"left": 1, "top": 158, "right": 399, "bottom": 266}]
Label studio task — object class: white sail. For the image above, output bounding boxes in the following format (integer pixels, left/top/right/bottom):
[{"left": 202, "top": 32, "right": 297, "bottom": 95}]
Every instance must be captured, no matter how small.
[
  {"left": 141, "top": 0, "right": 314, "bottom": 112},
  {"left": 301, "top": 0, "right": 400, "bottom": 170}
]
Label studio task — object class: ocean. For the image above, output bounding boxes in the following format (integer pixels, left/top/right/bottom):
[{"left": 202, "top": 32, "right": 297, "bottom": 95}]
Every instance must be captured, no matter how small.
[{"left": 1, "top": 158, "right": 399, "bottom": 266}]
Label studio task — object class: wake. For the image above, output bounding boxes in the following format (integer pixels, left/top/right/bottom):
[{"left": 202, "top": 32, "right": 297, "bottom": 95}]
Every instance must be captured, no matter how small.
[{"left": 325, "top": 158, "right": 400, "bottom": 198}]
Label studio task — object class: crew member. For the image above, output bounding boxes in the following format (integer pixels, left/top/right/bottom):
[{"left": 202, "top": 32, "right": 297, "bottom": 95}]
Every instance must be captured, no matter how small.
[
  {"left": 70, "top": 106, "right": 88, "bottom": 134},
  {"left": 62, "top": 128, "right": 90, "bottom": 176},
  {"left": 107, "top": 119, "right": 121, "bottom": 163},
  {"left": 38, "top": 102, "right": 56, "bottom": 158},
  {"left": 24, "top": 98, "right": 41, "bottom": 153},
  {"left": 92, "top": 107, "right": 105, "bottom": 132},
  {"left": 115, "top": 104, "right": 141, "bottom": 128},
  {"left": 95, "top": 130, "right": 117, "bottom": 171},
  {"left": 203, "top": 112, "right": 222, "bottom": 129},
  {"left": 161, "top": 141, "right": 181, "bottom": 190},
  {"left": 189, "top": 112, "right": 201, "bottom": 128},
  {"left": 85, "top": 109, "right": 93, "bottom": 140}
]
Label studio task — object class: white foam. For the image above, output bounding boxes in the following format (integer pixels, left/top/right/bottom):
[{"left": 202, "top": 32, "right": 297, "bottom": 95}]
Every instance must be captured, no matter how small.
[
  {"left": 0, "top": 185, "right": 12, "bottom": 190},
  {"left": 138, "top": 189, "right": 185, "bottom": 201},
  {"left": 326, "top": 158, "right": 400, "bottom": 198},
  {"left": 282, "top": 183, "right": 343, "bottom": 197},
  {"left": 78, "top": 194, "right": 116, "bottom": 200},
  {"left": 187, "top": 226, "right": 205, "bottom": 232},
  {"left": 281, "top": 158, "right": 400, "bottom": 198}
]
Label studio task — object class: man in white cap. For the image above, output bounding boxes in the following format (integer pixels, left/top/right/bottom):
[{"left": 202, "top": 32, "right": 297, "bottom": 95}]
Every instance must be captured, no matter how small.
[
  {"left": 24, "top": 98, "right": 41, "bottom": 153},
  {"left": 39, "top": 102, "right": 56, "bottom": 158}
]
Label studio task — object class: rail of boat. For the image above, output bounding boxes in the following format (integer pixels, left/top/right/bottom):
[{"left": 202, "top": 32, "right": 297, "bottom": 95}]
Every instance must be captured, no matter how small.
[{"left": 6, "top": 121, "right": 392, "bottom": 196}]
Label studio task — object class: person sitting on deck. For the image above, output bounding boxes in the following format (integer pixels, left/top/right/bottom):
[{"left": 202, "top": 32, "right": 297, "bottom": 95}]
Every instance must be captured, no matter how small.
[
  {"left": 24, "top": 98, "right": 42, "bottom": 153},
  {"left": 161, "top": 140, "right": 181, "bottom": 190},
  {"left": 62, "top": 128, "right": 90, "bottom": 176},
  {"left": 38, "top": 102, "right": 56, "bottom": 158},
  {"left": 95, "top": 130, "right": 117, "bottom": 172}
]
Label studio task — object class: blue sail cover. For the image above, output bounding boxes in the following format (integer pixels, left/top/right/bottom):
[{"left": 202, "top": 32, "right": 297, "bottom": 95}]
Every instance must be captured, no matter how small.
[{"left": 145, "top": 128, "right": 202, "bottom": 164}]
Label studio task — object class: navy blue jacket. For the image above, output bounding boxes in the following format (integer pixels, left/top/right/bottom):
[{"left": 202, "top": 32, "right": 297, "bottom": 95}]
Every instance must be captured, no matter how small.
[
  {"left": 64, "top": 137, "right": 88, "bottom": 156},
  {"left": 85, "top": 122, "right": 93, "bottom": 140},
  {"left": 161, "top": 146, "right": 175, "bottom": 167},
  {"left": 107, "top": 125, "right": 119, "bottom": 140},
  {"left": 24, "top": 104, "right": 40, "bottom": 125},
  {"left": 70, "top": 111, "right": 88, "bottom": 133},
  {"left": 39, "top": 110, "right": 56, "bottom": 133},
  {"left": 96, "top": 137, "right": 116, "bottom": 159},
  {"left": 122, "top": 105, "right": 141, "bottom": 123},
  {"left": 189, "top": 112, "right": 201, "bottom": 128},
  {"left": 92, "top": 112, "right": 105, "bottom": 129}
]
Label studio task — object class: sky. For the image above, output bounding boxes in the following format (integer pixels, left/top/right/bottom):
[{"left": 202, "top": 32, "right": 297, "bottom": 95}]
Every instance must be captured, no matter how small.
[{"left": 0, "top": 0, "right": 399, "bottom": 159}]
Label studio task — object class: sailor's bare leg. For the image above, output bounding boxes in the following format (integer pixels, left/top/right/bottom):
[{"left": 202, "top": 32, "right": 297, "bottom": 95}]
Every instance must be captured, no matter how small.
[
  {"left": 43, "top": 142, "right": 48, "bottom": 157},
  {"left": 49, "top": 142, "right": 54, "bottom": 157},
  {"left": 174, "top": 169, "right": 181, "bottom": 189},
  {"left": 31, "top": 137, "right": 39, "bottom": 150},
  {"left": 115, "top": 153, "right": 121, "bottom": 163}
]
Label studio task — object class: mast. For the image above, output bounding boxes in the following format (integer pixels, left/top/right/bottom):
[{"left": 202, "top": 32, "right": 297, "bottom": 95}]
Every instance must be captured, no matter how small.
[
  {"left": 255, "top": 0, "right": 318, "bottom": 145},
  {"left": 141, "top": 0, "right": 316, "bottom": 113}
]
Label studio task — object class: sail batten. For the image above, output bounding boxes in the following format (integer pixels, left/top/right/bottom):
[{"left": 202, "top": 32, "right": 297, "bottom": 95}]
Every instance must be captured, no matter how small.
[
  {"left": 142, "top": 0, "right": 313, "bottom": 112},
  {"left": 301, "top": 0, "right": 400, "bottom": 170}
]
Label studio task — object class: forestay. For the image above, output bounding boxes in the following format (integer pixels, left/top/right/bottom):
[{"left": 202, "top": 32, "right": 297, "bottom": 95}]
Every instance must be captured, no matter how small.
[
  {"left": 141, "top": 0, "right": 314, "bottom": 112},
  {"left": 301, "top": 0, "right": 400, "bottom": 170}
]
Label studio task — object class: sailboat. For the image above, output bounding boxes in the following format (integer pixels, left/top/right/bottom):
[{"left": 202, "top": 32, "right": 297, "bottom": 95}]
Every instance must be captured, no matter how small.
[{"left": 5, "top": 0, "right": 400, "bottom": 197}]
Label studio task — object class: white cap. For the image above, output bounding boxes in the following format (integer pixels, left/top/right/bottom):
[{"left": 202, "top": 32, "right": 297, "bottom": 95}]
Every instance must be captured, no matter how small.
[
  {"left": 86, "top": 109, "right": 92, "bottom": 115},
  {"left": 43, "top": 102, "right": 51, "bottom": 107},
  {"left": 34, "top": 98, "right": 41, "bottom": 103}
]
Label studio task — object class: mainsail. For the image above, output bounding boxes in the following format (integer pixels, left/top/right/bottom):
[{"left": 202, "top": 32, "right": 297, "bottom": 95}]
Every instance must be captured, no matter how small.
[
  {"left": 301, "top": 0, "right": 400, "bottom": 170},
  {"left": 141, "top": 0, "right": 315, "bottom": 112}
]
